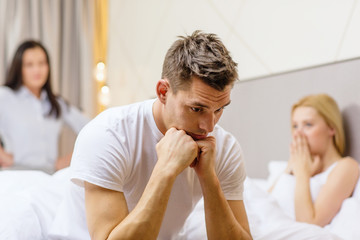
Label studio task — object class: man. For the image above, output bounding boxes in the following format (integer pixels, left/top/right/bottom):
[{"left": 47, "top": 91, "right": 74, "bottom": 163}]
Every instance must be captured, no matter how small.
[{"left": 49, "top": 30, "right": 252, "bottom": 240}]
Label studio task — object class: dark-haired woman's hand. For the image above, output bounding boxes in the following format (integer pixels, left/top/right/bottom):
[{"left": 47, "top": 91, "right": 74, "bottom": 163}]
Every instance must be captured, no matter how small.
[
  {"left": 55, "top": 153, "right": 72, "bottom": 171},
  {"left": 0, "top": 148, "right": 14, "bottom": 168}
]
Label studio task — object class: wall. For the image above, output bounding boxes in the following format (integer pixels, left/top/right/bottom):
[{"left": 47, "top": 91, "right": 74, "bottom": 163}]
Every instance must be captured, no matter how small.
[
  {"left": 219, "top": 58, "right": 360, "bottom": 178},
  {"left": 107, "top": 0, "right": 360, "bottom": 107},
  {"left": 106, "top": 1, "right": 360, "bottom": 177}
]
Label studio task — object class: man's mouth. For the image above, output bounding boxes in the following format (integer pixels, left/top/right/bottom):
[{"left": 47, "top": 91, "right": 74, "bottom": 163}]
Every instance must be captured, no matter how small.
[{"left": 188, "top": 132, "right": 208, "bottom": 140}]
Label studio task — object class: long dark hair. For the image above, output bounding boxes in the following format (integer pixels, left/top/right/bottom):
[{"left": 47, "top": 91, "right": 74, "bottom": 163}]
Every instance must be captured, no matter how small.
[{"left": 5, "top": 40, "right": 61, "bottom": 118}]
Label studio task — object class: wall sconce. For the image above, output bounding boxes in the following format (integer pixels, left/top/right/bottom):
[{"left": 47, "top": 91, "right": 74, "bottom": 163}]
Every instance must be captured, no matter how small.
[
  {"left": 95, "top": 61, "right": 110, "bottom": 109},
  {"left": 95, "top": 61, "right": 106, "bottom": 83},
  {"left": 98, "top": 85, "right": 111, "bottom": 107}
]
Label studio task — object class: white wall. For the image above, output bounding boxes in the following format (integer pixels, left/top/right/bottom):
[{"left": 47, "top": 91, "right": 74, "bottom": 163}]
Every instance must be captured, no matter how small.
[
  {"left": 219, "top": 58, "right": 360, "bottom": 177},
  {"left": 107, "top": 0, "right": 360, "bottom": 107}
]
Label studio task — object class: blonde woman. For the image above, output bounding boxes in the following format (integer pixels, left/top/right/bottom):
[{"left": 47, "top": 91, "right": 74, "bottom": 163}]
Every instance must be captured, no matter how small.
[{"left": 269, "top": 94, "right": 359, "bottom": 227}]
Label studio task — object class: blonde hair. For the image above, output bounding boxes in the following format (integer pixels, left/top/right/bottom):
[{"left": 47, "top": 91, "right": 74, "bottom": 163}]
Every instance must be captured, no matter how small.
[{"left": 291, "top": 94, "right": 345, "bottom": 156}]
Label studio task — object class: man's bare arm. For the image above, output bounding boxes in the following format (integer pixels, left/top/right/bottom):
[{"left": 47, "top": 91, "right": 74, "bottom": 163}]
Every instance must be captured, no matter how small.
[
  {"left": 200, "top": 173, "right": 252, "bottom": 240},
  {"left": 194, "top": 137, "right": 252, "bottom": 239},
  {"left": 85, "top": 182, "right": 129, "bottom": 240},
  {"left": 85, "top": 128, "right": 198, "bottom": 240},
  {"left": 85, "top": 166, "right": 177, "bottom": 240}
]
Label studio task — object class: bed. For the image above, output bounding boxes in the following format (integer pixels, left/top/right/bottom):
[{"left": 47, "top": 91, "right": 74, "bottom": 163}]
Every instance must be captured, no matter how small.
[
  {"left": 218, "top": 57, "right": 360, "bottom": 239},
  {"left": 242, "top": 162, "right": 360, "bottom": 240},
  {"left": 175, "top": 162, "right": 360, "bottom": 240},
  {"left": 1, "top": 58, "right": 360, "bottom": 239},
  {"left": 1, "top": 163, "right": 359, "bottom": 240},
  {"left": 0, "top": 169, "right": 70, "bottom": 239}
]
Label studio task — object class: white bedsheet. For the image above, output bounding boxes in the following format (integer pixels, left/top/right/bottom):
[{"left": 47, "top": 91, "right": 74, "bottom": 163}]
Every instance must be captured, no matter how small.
[
  {"left": 0, "top": 167, "right": 359, "bottom": 240},
  {"left": 0, "top": 168, "right": 70, "bottom": 240},
  {"left": 245, "top": 178, "right": 350, "bottom": 240},
  {"left": 177, "top": 177, "right": 358, "bottom": 240},
  {"left": 245, "top": 160, "right": 360, "bottom": 240}
]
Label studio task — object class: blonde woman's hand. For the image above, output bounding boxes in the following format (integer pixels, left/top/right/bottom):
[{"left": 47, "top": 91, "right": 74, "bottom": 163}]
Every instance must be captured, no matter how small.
[{"left": 290, "top": 132, "right": 321, "bottom": 178}]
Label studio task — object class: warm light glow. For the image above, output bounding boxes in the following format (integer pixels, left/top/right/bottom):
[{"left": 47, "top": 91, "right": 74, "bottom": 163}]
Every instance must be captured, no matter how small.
[
  {"left": 96, "top": 72, "right": 105, "bottom": 82},
  {"left": 94, "top": 0, "right": 108, "bottom": 113},
  {"left": 97, "top": 62, "right": 105, "bottom": 70},
  {"left": 98, "top": 85, "right": 111, "bottom": 106},
  {"left": 101, "top": 85, "right": 109, "bottom": 94},
  {"left": 94, "top": 62, "right": 106, "bottom": 83}
]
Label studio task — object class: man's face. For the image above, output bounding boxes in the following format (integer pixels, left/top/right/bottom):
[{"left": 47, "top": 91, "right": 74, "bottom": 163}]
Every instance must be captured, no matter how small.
[{"left": 163, "top": 77, "right": 232, "bottom": 140}]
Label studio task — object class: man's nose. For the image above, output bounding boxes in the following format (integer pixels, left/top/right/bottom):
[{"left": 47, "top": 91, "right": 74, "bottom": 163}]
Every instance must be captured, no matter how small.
[{"left": 199, "top": 114, "right": 215, "bottom": 133}]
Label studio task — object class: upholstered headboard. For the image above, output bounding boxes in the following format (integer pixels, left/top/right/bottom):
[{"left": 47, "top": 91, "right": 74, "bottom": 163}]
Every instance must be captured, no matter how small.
[{"left": 220, "top": 57, "right": 360, "bottom": 178}]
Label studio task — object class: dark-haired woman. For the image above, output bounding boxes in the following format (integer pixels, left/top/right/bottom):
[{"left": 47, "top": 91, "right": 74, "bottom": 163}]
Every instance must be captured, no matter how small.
[{"left": 0, "top": 40, "right": 89, "bottom": 173}]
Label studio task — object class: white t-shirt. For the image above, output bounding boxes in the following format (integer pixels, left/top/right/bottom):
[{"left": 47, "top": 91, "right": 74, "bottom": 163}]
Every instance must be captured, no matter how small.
[
  {"left": 0, "top": 86, "right": 89, "bottom": 173},
  {"left": 49, "top": 99, "right": 246, "bottom": 240}
]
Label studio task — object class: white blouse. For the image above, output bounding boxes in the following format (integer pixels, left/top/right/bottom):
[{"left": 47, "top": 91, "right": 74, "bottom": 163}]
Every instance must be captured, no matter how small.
[{"left": 0, "top": 86, "right": 89, "bottom": 173}]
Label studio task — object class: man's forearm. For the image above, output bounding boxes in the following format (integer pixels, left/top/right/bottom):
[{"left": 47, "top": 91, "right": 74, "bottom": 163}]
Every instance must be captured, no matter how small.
[
  {"left": 108, "top": 165, "right": 176, "bottom": 240},
  {"left": 200, "top": 173, "right": 252, "bottom": 240}
]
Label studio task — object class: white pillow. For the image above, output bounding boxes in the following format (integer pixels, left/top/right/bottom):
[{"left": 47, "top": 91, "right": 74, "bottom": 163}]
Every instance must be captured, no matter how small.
[{"left": 267, "top": 160, "right": 287, "bottom": 185}]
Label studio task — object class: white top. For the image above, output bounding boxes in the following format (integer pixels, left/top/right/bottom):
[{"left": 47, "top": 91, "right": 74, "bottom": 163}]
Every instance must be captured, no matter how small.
[
  {"left": 0, "top": 86, "right": 89, "bottom": 173},
  {"left": 271, "top": 162, "right": 338, "bottom": 219},
  {"left": 49, "top": 98, "right": 246, "bottom": 240}
]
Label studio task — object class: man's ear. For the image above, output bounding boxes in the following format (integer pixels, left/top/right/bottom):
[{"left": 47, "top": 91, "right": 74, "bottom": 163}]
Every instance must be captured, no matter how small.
[{"left": 156, "top": 79, "right": 170, "bottom": 104}]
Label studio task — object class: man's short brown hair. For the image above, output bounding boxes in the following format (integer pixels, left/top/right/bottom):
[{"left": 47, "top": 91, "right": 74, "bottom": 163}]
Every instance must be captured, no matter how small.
[{"left": 161, "top": 30, "right": 238, "bottom": 93}]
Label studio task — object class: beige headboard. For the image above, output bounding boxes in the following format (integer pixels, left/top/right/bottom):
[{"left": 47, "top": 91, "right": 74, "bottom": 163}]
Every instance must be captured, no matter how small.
[{"left": 219, "top": 58, "right": 360, "bottom": 178}]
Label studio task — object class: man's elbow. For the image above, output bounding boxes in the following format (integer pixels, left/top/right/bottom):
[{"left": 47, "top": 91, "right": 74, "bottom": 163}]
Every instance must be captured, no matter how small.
[
  {"left": 89, "top": 230, "right": 111, "bottom": 240},
  {"left": 243, "top": 231, "right": 253, "bottom": 240}
]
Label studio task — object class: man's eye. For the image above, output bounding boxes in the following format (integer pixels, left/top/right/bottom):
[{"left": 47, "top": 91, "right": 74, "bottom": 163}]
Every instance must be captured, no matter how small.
[
  {"left": 191, "top": 107, "right": 202, "bottom": 112},
  {"left": 292, "top": 124, "right": 298, "bottom": 129},
  {"left": 215, "top": 107, "right": 225, "bottom": 113},
  {"left": 305, "top": 123, "right": 312, "bottom": 127}
]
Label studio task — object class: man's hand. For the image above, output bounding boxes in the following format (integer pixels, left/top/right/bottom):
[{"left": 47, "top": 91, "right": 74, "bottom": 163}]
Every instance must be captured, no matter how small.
[
  {"left": 191, "top": 136, "right": 216, "bottom": 180},
  {"left": 156, "top": 127, "right": 198, "bottom": 176},
  {"left": 191, "top": 136, "right": 252, "bottom": 240}
]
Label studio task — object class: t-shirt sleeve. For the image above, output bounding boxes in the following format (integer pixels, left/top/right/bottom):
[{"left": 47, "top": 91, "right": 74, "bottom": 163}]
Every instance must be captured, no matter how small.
[
  {"left": 215, "top": 132, "right": 246, "bottom": 201},
  {"left": 70, "top": 117, "right": 130, "bottom": 193}
]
